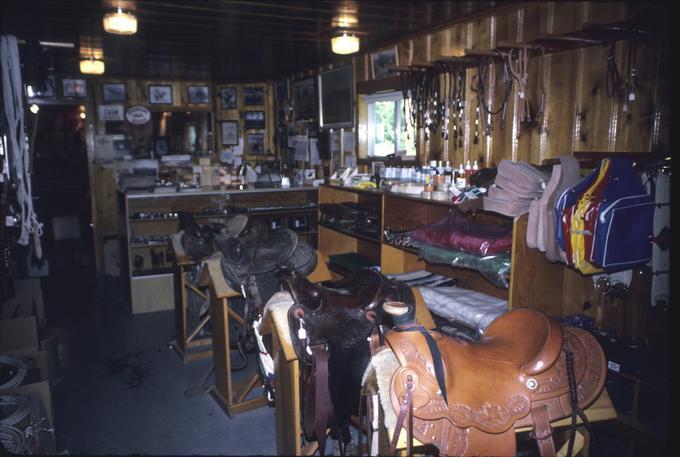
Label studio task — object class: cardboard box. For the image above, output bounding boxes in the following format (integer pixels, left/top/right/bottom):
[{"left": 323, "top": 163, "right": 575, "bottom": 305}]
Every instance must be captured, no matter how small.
[
  {"left": 0, "top": 316, "right": 39, "bottom": 354},
  {"left": 0, "top": 350, "right": 50, "bottom": 385}
]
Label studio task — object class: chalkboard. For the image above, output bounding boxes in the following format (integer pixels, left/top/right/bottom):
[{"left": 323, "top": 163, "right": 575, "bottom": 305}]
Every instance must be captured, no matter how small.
[{"left": 319, "top": 65, "right": 353, "bottom": 129}]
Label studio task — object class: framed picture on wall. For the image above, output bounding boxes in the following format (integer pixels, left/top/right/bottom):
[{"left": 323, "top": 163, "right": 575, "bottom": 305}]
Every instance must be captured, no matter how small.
[
  {"left": 293, "top": 76, "right": 316, "bottom": 121},
  {"left": 219, "top": 87, "right": 237, "bottom": 109},
  {"left": 246, "top": 133, "right": 266, "bottom": 155},
  {"left": 102, "top": 82, "right": 126, "bottom": 102},
  {"left": 244, "top": 86, "right": 264, "bottom": 105},
  {"left": 220, "top": 121, "right": 239, "bottom": 146},
  {"left": 371, "top": 46, "right": 398, "bottom": 79},
  {"left": 187, "top": 85, "right": 210, "bottom": 104},
  {"left": 244, "top": 111, "right": 265, "bottom": 129},
  {"left": 62, "top": 78, "right": 87, "bottom": 98},
  {"left": 148, "top": 84, "right": 173, "bottom": 104},
  {"left": 319, "top": 65, "right": 354, "bottom": 129}
]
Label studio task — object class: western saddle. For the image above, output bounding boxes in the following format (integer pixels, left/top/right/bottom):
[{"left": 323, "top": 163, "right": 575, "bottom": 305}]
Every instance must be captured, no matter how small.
[{"left": 383, "top": 303, "right": 606, "bottom": 456}]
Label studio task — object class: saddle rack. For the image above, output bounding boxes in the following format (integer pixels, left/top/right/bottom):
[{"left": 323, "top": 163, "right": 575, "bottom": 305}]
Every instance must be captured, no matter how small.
[
  {"left": 169, "top": 232, "right": 213, "bottom": 363},
  {"left": 199, "top": 253, "right": 270, "bottom": 418}
]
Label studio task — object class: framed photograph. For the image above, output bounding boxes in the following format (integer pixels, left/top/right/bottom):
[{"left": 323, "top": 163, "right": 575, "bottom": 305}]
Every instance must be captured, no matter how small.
[
  {"left": 62, "top": 78, "right": 87, "bottom": 98},
  {"left": 246, "top": 133, "right": 266, "bottom": 155},
  {"left": 244, "top": 111, "right": 265, "bottom": 130},
  {"left": 319, "top": 65, "right": 354, "bottom": 129},
  {"left": 148, "top": 84, "right": 173, "bottom": 104},
  {"left": 102, "top": 82, "right": 126, "bottom": 102},
  {"left": 219, "top": 86, "right": 237, "bottom": 110},
  {"left": 293, "top": 76, "right": 317, "bottom": 121},
  {"left": 154, "top": 138, "right": 169, "bottom": 156},
  {"left": 371, "top": 46, "right": 399, "bottom": 80},
  {"left": 243, "top": 86, "right": 264, "bottom": 105},
  {"left": 26, "top": 75, "right": 56, "bottom": 99},
  {"left": 187, "top": 85, "right": 210, "bottom": 104},
  {"left": 220, "top": 121, "right": 239, "bottom": 146}
]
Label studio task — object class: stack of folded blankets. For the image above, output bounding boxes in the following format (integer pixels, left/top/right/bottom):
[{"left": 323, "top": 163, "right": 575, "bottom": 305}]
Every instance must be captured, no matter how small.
[{"left": 483, "top": 159, "right": 552, "bottom": 216}]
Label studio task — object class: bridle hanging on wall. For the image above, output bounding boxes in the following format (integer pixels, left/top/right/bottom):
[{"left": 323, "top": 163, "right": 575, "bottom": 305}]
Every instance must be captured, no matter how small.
[
  {"left": 397, "top": 60, "right": 469, "bottom": 150},
  {"left": 471, "top": 50, "right": 513, "bottom": 139}
]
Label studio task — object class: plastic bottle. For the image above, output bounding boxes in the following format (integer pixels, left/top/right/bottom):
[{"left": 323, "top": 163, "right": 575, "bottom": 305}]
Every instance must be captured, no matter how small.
[
  {"left": 444, "top": 161, "right": 453, "bottom": 185},
  {"left": 465, "top": 160, "right": 472, "bottom": 186},
  {"left": 456, "top": 163, "right": 466, "bottom": 189}
]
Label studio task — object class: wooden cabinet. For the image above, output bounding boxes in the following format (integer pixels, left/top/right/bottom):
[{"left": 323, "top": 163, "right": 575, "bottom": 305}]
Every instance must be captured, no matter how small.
[
  {"left": 123, "top": 187, "right": 319, "bottom": 314},
  {"left": 317, "top": 184, "right": 651, "bottom": 333}
]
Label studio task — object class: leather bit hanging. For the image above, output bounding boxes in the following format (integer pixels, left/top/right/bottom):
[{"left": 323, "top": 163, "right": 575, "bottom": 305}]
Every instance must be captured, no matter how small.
[{"left": 471, "top": 51, "right": 512, "bottom": 141}]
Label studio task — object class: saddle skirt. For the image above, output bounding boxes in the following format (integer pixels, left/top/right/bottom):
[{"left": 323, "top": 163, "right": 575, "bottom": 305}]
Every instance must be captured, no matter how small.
[{"left": 385, "top": 308, "right": 606, "bottom": 456}]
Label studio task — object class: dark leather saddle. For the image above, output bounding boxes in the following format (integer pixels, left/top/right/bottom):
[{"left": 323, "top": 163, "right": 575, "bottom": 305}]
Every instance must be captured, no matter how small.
[
  {"left": 219, "top": 225, "right": 316, "bottom": 307},
  {"left": 279, "top": 267, "right": 408, "bottom": 351},
  {"left": 179, "top": 212, "right": 248, "bottom": 262},
  {"left": 278, "top": 268, "right": 414, "bottom": 455},
  {"left": 383, "top": 304, "right": 606, "bottom": 457}
]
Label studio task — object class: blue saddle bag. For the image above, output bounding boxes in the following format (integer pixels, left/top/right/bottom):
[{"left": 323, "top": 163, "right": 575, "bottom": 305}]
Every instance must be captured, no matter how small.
[{"left": 590, "top": 158, "right": 654, "bottom": 273}]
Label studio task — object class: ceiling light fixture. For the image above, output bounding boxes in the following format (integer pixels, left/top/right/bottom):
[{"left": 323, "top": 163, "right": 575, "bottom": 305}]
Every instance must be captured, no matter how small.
[
  {"left": 331, "top": 32, "right": 359, "bottom": 55},
  {"left": 103, "top": 7, "right": 138, "bottom": 35},
  {"left": 80, "top": 55, "right": 105, "bottom": 75}
]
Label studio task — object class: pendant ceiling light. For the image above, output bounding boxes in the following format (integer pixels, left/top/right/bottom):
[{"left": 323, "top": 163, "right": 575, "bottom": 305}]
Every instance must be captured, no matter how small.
[
  {"left": 331, "top": 32, "right": 359, "bottom": 55},
  {"left": 103, "top": 7, "right": 138, "bottom": 35},
  {"left": 80, "top": 55, "right": 105, "bottom": 75}
]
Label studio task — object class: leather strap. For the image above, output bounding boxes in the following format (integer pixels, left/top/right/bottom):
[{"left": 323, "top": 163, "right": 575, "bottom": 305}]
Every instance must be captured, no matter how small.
[
  {"left": 389, "top": 375, "right": 414, "bottom": 456},
  {"left": 311, "top": 345, "right": 332, "bottom": 455},
  {"left": 531, "top": 404, "right": 556, "bottom": 457},
  {"left": 394, "top": 324, "right": 448, "bottom": 405}
]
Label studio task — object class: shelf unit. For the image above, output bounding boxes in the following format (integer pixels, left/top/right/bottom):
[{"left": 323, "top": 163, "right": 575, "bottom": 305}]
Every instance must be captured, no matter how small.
[
  {"left": 317, "top": 185, "right": 383, "bottom": 280},
  {"left": 316, "top": 184, "right": 618, "bottom": 319},
  {"left": 123, "top": 186, "right": 319, "bottom": 314}
]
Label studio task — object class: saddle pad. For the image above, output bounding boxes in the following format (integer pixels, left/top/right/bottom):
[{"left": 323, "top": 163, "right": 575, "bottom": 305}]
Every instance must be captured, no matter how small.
[
  {"left": 418, "top": 286, "right": 508, "bottom": 335},
  {"left": 410, "top": 211, "right": 513, "bottom": 256},
  {"left": 570, "top": 159, "right": 611, "bottom": 274},
  {"left": 591, "top": 159, "right": 654, "bottom": 272},
  {"left": 555, "top": 162, "right": 602, "bottom": 253},
  {"left": 327, "top": 252, "right": 378, "bottom": 274},
  {"left": 494, "top": 160, "right": 551, "bottom": 198},
  {"left": 543, "top": 156, "right": 582, "bottom": 262},
  {"left": 260, "top": 290, "right": 295, "bottom": 352},
  {"left": 483, "top": 185, "right": 534, "bottom": 217}
]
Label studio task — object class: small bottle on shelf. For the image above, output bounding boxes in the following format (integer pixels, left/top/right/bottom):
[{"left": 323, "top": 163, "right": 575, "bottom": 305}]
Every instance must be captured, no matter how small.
[
  {"left": 444, "top": 161, "right": 453, "bottom": 185},
  {"left": 464, "top": 160, "right": 472, "bottom": 186},
  {"left": 456, "top": 163, "right": 466, "bottom": 189}
]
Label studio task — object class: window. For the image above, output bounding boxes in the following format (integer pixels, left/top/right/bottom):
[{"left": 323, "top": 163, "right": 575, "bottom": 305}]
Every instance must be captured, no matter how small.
[{"left": 365, "top": 91, "right": 416, "bottom": 159}]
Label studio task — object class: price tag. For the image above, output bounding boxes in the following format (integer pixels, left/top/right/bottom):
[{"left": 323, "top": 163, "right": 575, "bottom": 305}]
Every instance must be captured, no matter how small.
[
  {"left": 607, "top": 360, "right": 621, "bottom": 372},
  {"left": 297, "top": 327, "right": 307, "bottom": 340}
]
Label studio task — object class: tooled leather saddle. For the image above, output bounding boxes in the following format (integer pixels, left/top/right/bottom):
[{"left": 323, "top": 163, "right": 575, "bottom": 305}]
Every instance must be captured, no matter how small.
[
  {"left": 278, "top": 268, "right": 413, "bottom": 455},
  {"left": 382, "top": 302, "right": 606, "bottom": 457}
]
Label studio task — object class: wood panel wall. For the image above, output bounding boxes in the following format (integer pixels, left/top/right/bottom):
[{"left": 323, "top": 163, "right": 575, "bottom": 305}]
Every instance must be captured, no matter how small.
[
  {"left": 348, "top": 1, "right": 669, "bottom": 168},
  {"left": 212, "top": 81, "right": 276, "bottom": 160}
]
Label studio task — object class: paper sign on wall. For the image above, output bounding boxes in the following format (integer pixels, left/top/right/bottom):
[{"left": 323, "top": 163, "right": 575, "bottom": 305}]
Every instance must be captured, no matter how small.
[
  {"left": 294, "top": 135, "right": 309, "bottom": 161},
  {"left": 330, "top": 132, "right": 340, "bottom": 153},
  {"left": 309, "top": 138, "right": 320, "bottom": 165},
  {"left": 98, "top": 104, "right": 124, "bottom": 121},
  {"left": 342, "top": 131, "right": 355, "bottom": 153}
]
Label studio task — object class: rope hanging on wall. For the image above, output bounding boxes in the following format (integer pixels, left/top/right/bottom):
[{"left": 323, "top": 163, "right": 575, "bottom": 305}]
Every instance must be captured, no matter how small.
[{"left": 0, "top": 35, "right": 43, "bottom": 252}]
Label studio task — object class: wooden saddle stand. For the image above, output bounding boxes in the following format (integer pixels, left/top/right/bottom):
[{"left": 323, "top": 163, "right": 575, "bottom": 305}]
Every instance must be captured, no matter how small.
[{"left": 195, "top": 250, "right": 332, "bottom": 420}]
